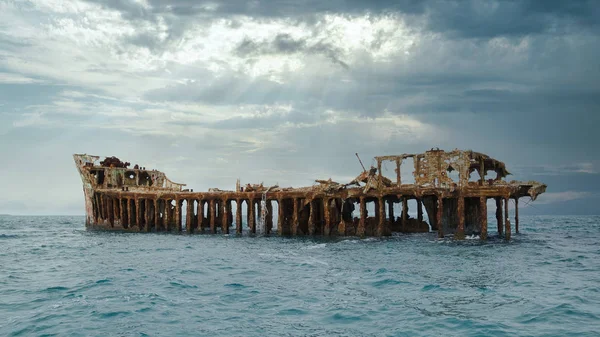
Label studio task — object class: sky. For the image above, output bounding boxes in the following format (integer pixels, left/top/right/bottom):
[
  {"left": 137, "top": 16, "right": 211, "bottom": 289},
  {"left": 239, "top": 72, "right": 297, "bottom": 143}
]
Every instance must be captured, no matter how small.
[{"left": 0, "top": 0, "right": 598, "bottom": 216}]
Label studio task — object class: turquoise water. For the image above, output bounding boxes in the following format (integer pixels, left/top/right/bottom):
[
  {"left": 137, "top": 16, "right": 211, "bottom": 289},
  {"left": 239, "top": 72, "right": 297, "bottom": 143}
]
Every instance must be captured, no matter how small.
[{"left": 1, "top": 215, "right": 599, "bottom": 336}]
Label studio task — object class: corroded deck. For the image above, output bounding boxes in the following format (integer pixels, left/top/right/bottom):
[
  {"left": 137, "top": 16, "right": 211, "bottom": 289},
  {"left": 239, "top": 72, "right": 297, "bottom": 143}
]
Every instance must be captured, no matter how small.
[{"left": 74, "top": 149, "right": 546, "bottom": 240}]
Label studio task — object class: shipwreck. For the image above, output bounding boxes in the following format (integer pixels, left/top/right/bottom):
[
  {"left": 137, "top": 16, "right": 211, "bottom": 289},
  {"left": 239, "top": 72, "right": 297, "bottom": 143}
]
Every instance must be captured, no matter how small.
[{"left": 74, "top": 149, "right": 546, "bottom": 240}]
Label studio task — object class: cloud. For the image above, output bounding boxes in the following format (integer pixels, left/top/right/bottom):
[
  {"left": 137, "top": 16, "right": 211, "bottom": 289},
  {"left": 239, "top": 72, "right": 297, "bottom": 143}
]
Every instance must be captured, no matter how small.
[
  {"left": 1, "top": 0, "right": 600, "bottom": 215},
  {"left": 0, "top": 72, "right": 45, "bottom": 84}
]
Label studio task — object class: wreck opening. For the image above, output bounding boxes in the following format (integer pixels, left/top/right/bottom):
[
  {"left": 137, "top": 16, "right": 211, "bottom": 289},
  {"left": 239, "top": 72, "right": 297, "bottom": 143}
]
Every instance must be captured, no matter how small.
[
  {"left": 181, "top": 199, "right": 188, "bottom": 230},
  {"left": 446, "top": 165, "right": 460, "bottom": 184},
  {"left": 402, "top": 157, "right": 416, "bottom": 185},
  {"left": 91, "top": 169, "right": 105, "bottom": 185},
  {"left": 138, "top": 171, "right": 152, "bottom": 186},
  {"left": 380, "top": 160, "right": 399, "bottom": 187},
  {"left": 130, "top": 199, "right": 137, "bottom": 227},
  {"left": 469, "top": 168, "right": 483, "bottom": 183},
  {"left": 125, "top": 171, "right": 137, "bottom": 186}
]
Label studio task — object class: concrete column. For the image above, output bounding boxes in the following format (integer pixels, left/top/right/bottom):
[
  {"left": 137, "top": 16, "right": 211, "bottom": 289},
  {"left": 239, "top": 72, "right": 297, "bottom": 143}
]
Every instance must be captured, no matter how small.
[
  {"left": 308, "top": 199, "right": 316, "bottom": 235},
  {"left": 105, "top": 196, "right": 111, "bottom": 223},
  {"left": 417, "top": 198, "right": 423, "bottom": 222},
  {"left": 437, "top": 196, "right": 444, "bottom": 238},
  {"left": 185, "top": 199, "right": 192, "bottom": 233},
  {"left": 337, "top": 199, "right": 346, "bottom": 236},
  {"left": 248, "top": 199, "right": 255, "bottom": 234},
  {"left": 292, "top": 198, "right": 299, "bottom": 235},
  {"left": 358, "top": 197, "right": 366, "bottom": 237},
  {"left": 266, "top": 200, "right": 273, "bottom": 234},
  {"left": 515, "top": 198, "right": 519, "bottom": 234},
  {"left": 396, "top": 158, "right": 401, "bottom": 186},
  {"left": 480, "top": 157, "right": 485, "bottom": 185},
  {"left": 388, "top": 199, "right": 395, "bottom": 222},
  {"left": 209, "top": 199, "right": 216, "bottom": 233},
  {"left": 257, "top": 200, "right": 262, "bottom": 229},
  {"left": 98, "top": 194, "right": 104, "bottom": 221},
  {"left": 119, "top": 198, "right": 125, "bottom": 227},
  {"left": 111, "top": 197, "right": 117, "bottom": 227},
  {"left": 198, "top": 200, "right": 204, "bottom": 233},
  {"left": 324, "top": 199, "right": 331, "bottom": 236},
  {"left": 276, "top": 199, "right": 283, "bottom": 235},
  {"left": 222, "top": 199, "right": 230, "bottom": 234},
  {"left": 505, "top": 197, "right": 511, "bottom": 240},
  {"left": 456, "top": 197, "right": 465, "bottom": 240},
  {"left": 127, "top": 198, "right": 133, "bottom": 228},
  {"left": 377, "top": 197, "right": 385, "bottom": 237},
  {"left": 164, "top": 199, "right": 170, "bottom": 231},
  {"left": 144, "top": 199, "right": 150, "bottom": 232},
  {"left": 154, "top": 199, "right": 160, "bottom": 231},
  {"left": 174, "top": 199, "right": 181, "bottom": 232},
  {"left": 231, "top": 199, "right": 240, "bottom": 234},
  {"left": 480, "top": 197, "right": 487, "bottom": 240},
  {"left": 377, "top": 159, "right": 382, "bottom": 188},
  {"left": 135, "top": 198, "right": 142, "bottom": 230},
  {"left": 402, "top": 197, "right": 408, "bottom": 229},
  {"left": 495, "top": 197, "right": 503, "bottom": 236}
]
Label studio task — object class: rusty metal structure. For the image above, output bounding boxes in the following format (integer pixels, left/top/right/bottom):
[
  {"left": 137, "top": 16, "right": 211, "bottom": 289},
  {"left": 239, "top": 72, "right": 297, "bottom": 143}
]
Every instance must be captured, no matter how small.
[{"left": 74, "top": 149, "right": 546, "bottom": 240}]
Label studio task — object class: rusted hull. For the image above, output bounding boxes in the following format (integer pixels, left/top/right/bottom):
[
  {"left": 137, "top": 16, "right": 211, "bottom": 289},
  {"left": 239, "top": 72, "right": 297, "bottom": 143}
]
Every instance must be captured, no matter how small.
[{"left": 74, "top": 150, "right": 546, "bottom": 239}]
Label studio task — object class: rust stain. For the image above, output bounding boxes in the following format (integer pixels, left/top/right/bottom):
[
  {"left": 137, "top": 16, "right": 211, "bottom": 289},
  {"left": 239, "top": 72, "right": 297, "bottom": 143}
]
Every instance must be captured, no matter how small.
[{"left": 74, "top": 149, "right": 546, "bottom": 240}]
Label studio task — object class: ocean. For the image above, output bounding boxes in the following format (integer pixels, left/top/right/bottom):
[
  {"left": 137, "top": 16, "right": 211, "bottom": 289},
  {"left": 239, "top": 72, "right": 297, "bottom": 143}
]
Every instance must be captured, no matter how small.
[{"left": 1, "top": 215, "right": 599, "bottom": 336}]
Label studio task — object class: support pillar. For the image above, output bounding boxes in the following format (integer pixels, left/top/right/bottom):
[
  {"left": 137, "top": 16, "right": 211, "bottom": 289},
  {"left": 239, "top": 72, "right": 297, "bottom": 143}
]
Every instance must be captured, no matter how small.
[
  {"left": 106, "top": 196, "right": 111, "bottom": 224},
  {"left": 480, "top": 197, "right": 487, "bottom": 240},
  {"left": 437, "top": 195, "right": 444, "bottom": 238},
  {"left": 417, "top": 198, "right": 423, "bottom": 223},
  {"left": 99, "top": 194, "right": 105, "bottom": 222},
  {"left": 377, "top": 197, "right": 385, "bottom": 237},
  {"left": 127, "top": 198, "right": 133, "bottom": 228},
  {"left": 396, "top": 158, "right": 401, "bottom": 186},
  {"left": 185, "top": 199, "right": 193, "bottom": 233},
  {"left": 515, "top": 198, "right": 519, "bottom": 234},
  {"left": 358, "top": 197, "right": 366, "bottom": 237},
  {"left": 248, "top": 199, "right": 256, "bottom": 234},
  {"left": 505, "top": 197, "right": 511, "bottom": 240},
  {"left": 308, "top": 199, "right": 316, "bottom": 235},
  {"left": 456, "top": 197, "right": 465, "bottom": 240},
  {"left": 388, "top": 199, "right": 395, "bottom": 223},
  {"left": 154, "top": 199, "right": 160, "bottom": 231},
  {"left": 135, "top": 198, "right": 142, "bottom": 230},
  {"left": 292, "top": 199, "right": 299, "bottom": 235},
  {"left": 110, "top": 197, "right": 116, "bottom": 227},
  {"left": 198, "top": 200, "right": 204, "bottom": 233},
  {"left": 266, "top": 200, "right": 273, "bottom": 234},
  {"left": 222, "top": 199, "right": 230, "bottom": 234},
  {"left": 324, "top": 199, "right": 331, "bottom": 236},
  {"left": 209, "top": 199, "right": 216, "bottom": 233},
  {"left": 119, "top": 198, "right": 125, "bottom": 227},
  {"left": 236, "top": 199, "right": 243, "bottom": 234},
  {"left": 164, "top": 199, "right": 170, "bottom": 231},
  {"left": 495, "top": 197, "right": 503, "bottom": 236},
  {"left": 337, "top": 199, "right": 346, "bottom": 236},
  {"left": 175, "top": 199, "right": 181, "bottom": 232},
  {"left": 144, "top": 199, "right": 150, "bottom": 232},
  {"left": 276, "top": 199, "right": 283, "bottom": 235},
  {"left": 402, "top": 197, "right": 408, "bottom": 229},
  {"left": 377, "top": 159, "right": 382, "bottom": 188}
]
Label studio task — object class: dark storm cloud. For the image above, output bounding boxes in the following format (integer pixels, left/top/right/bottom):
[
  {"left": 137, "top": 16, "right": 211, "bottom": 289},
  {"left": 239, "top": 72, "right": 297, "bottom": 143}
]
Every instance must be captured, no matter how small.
[
  {"left": 235, "top": 33, "right": 349, "bottom": 69},
  {"left": 84, "top": 0, "right": 599, "bottom": 41},
  {"left": 83, "top": 0, "right": 426, "bottom": 19},
  {"left": 426, "top": 0, "right": 600, "bottom": 38}
]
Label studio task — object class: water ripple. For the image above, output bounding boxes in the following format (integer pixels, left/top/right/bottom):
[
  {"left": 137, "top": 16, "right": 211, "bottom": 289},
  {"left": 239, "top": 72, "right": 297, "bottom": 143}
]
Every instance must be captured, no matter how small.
[{"left": 1, "top": 215, "right": 599, "bottom": 336}]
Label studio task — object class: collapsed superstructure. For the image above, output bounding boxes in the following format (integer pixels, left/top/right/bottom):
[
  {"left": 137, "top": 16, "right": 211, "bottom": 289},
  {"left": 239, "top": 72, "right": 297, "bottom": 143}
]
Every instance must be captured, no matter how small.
[{"left": 74, "top": 149, "right": 546, "bottom": 240}]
